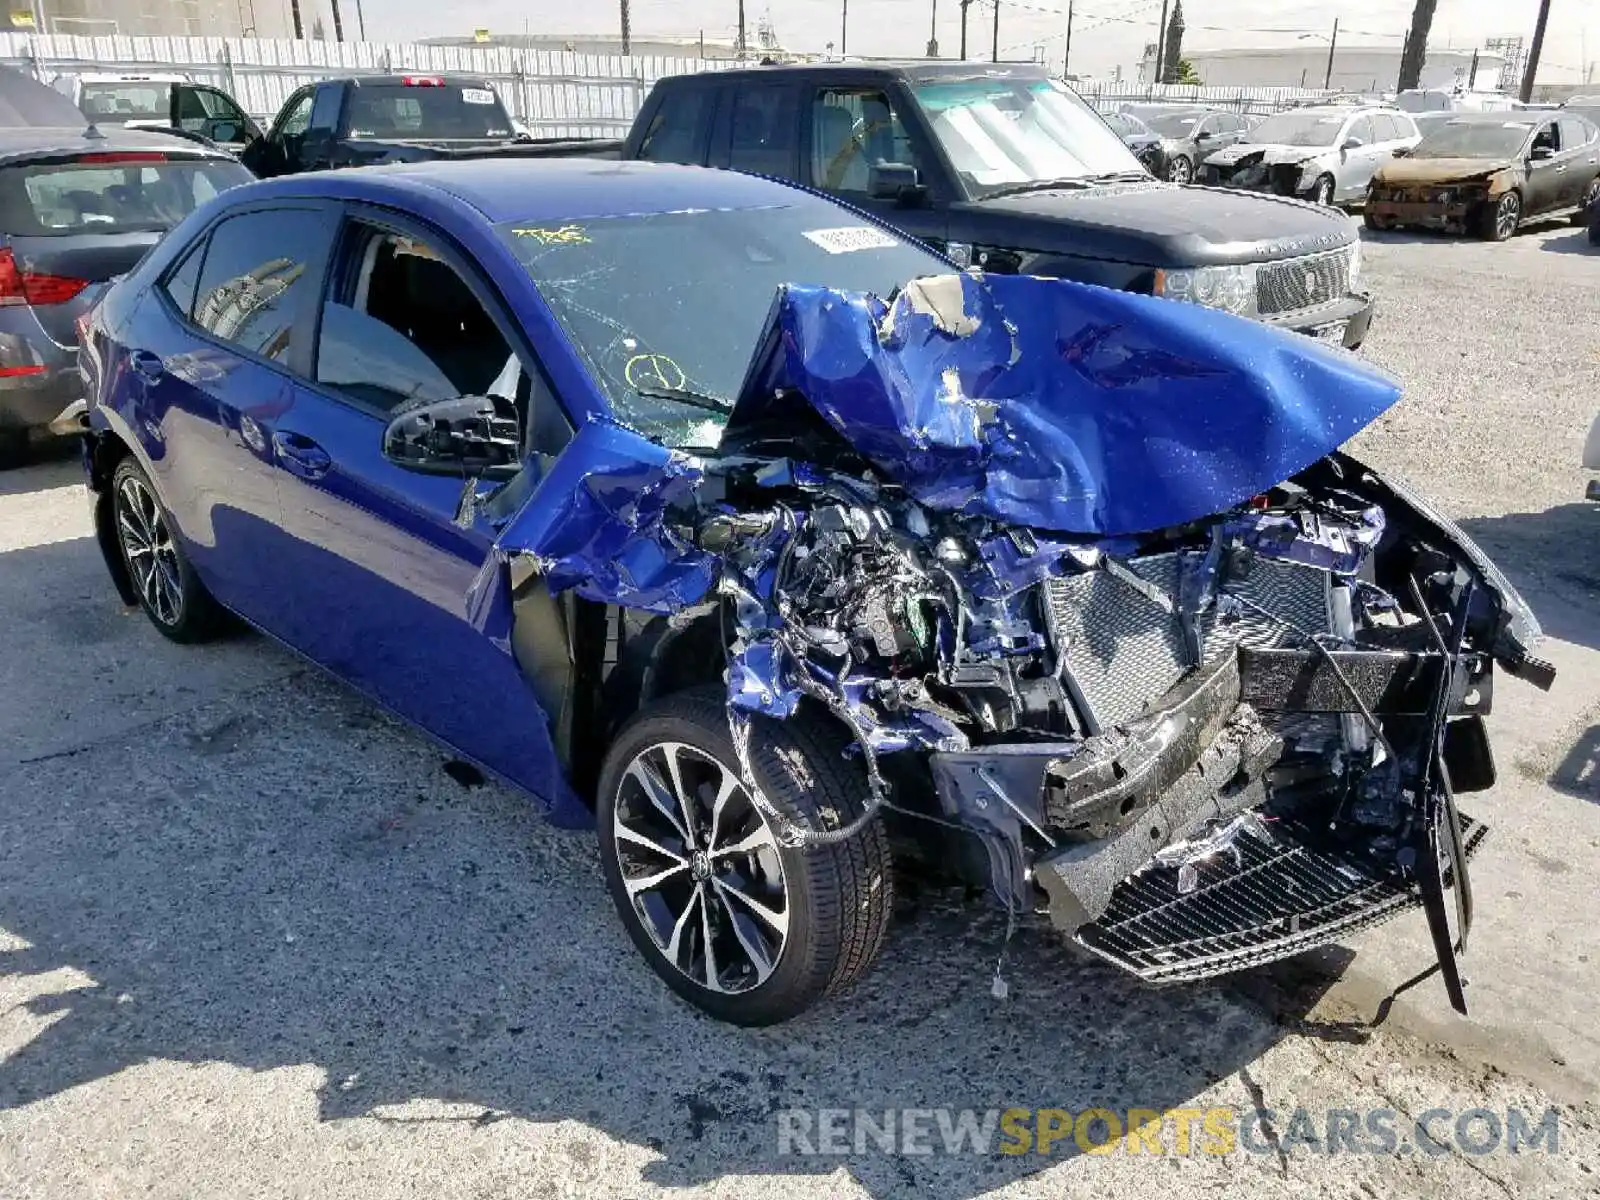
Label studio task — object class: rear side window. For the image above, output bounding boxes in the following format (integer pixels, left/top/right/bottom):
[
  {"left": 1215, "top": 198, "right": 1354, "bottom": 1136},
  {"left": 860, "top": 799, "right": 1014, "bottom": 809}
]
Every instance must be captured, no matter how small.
[
  {"left": 0, "top": 155, "right": 253, "bottom": 237},
  {"left": 637, "top": 88, "right": 708, "bottom": 164},
  {"left": 79, "top": 83, "right": 168, "bottom": 123},
  {"left": 161, "top": 238, "right": 206, "bottom": 319},
  {"left": 343, "top": 83, "right": 512, "bottom": 139},
  {"left": 1558, "top": 118, "right": 1594, "bottom": 149},
  {"left": 190, "top": 207, "right": 336, "bottom": 363},
  {"left": 728, "top": 86, "right": 799, "bottom": 177}
]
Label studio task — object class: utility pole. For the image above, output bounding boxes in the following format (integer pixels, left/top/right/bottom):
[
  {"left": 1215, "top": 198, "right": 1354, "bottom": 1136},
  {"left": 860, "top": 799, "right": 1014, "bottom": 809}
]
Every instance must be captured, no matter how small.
[
  {"left": 353, "top": 0, "right": 365, "bottom": 40},
  {"left": 329, "top": 0, "right": 343, "bottom": 41},
  {"left": 1324, "top": 17, "right": 1338, "bottom": 88},
  {"left": 1154, "top": 0, "right": 1170, "bottom": 86},
  {"left": 960, "top": 0, "right": 971, "bottom": 58},
  {"left": 991, "top": 0, "right": 999, "bottom": 63},
  {"left": 737, "top": 0, "right": 746, "bottom": 57},
  {"left": 289, "top": 0, "right": 303, "bottom": 38},
  {"left": 841, "top": 0, "right": 848, "bottom": 56},
  {"left": 1467, "top": 48, "right": 1479, "bottom": 88},
  {"left": 621, "top": 0, "right": 631, "bottom": 55},
  {"left": 1063, "top": 0, "right": 1073, "bottom": 75},
  {"left": 927, "top": 0, "right": 939, "bottom": 57},
  {"left": 1520, "top": 0, "right": 1552, "bottom": 102}
]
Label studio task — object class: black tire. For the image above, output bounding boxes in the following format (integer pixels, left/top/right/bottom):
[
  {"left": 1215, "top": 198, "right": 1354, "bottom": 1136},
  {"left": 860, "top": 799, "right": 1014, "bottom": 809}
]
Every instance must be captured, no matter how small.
[
  {"left": 1311, "top": 175, "right": 1336, "bottom": 205},
  {"left": 1167, "top": 155, "right": 1193, "bottom": 184},
  {"left": 0, "top": 428, "right": 28, "bottom": 470},
  {"left": 1478, "top": 190, "right": 1521, "bottom": 241},
  {"left": 110, "top": 457, "right": 224, "bottom": 643},
  {"left": 1362, "top": 210, "right": 1389, "bottom": 231},
  {"left": 1575, "top": 177, "right": 1600, "bottom": 226},
  {"left": 596, "top": 687, "right": 893, "bottom": 1026}
]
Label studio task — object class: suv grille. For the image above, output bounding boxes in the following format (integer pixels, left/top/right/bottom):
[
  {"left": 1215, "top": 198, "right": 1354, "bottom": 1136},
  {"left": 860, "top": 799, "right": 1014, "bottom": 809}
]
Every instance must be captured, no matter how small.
[{"left": 1255, "top": 248, "right": 1350, "bottom": 316}]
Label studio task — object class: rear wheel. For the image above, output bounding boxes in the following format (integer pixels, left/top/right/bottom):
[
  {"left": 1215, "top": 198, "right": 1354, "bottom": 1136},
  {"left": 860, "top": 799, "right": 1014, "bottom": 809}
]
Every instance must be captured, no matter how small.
[
  {"left": 1576, "top": 176, "right": 1600, "bottom": 225},
  {"left": 0, "top": 428, "right": 28, "bottom": 471},
  {"left": 596, "top": 688, "right": 893, "bottom": 1026},
  {"left": 111, "top": 457, "right": 224, "bottom": 642},
  {"left": 1479, "top": 190, "right": 1521, "bottom": 241}
]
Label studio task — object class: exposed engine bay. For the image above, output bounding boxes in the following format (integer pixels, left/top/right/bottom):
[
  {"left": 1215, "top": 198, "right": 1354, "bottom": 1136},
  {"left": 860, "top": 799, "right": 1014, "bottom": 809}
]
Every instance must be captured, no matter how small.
[{"left": 488, "top": 270, "right": 1554, "bottom": 1011}]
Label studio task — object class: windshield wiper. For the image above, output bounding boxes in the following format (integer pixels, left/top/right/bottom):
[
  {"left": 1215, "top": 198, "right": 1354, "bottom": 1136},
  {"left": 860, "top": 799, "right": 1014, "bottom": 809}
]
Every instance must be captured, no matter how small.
[
  {"left": 1084, "top": 170, "right": 1157, "bottom": 184},
  {"left": 632, "top": 384, "right": 734, "bottom": 415},
  {"left": 980, "top": 177, "right": 1094, "bottom": 200}
]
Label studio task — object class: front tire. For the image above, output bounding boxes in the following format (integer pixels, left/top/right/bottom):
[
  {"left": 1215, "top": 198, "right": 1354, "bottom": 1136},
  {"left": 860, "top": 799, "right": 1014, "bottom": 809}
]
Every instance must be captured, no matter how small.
[
  {"left": 1167, "top": 155, "right": 1193, "bottom": 184},
  {"left": 1479, "top": 190, "right": 1521, "bottom": 241},
  {"left": 597, "top": 688, "right": 893, "bottom": 1026},
  {"left": 1310, "top": 175, "right": 1336, "bottom": 206},
  {"left": 111, "top": 457, "right": 223, "bottom": 642},
  {"left": 1575, "top": 177, "right": 1600, "bottom": 225}
]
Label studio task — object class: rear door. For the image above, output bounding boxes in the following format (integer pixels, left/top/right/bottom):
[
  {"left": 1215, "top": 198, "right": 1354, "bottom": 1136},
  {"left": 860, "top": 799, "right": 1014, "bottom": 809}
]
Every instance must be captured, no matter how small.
[
  {"left": 1556, "top": 117, "right": 1599, "bottom": 207},
  {"left": 113, "top": 201, "right": 342, "bottom": 637},
  {"left": 265, "top": 204, "right": 578, "bottom": 804}
]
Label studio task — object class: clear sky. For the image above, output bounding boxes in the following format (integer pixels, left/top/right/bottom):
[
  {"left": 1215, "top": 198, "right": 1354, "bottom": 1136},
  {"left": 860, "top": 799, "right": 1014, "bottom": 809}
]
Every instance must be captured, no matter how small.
[{"left": 284, "top": 0, "right": 1596, "bottom": 84}]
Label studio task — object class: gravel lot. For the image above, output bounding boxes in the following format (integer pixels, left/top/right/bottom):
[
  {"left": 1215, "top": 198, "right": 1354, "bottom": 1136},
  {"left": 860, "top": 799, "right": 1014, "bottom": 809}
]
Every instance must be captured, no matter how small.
[{"left": 2, "top": 218, "right": 1599, "bottom": 1200}]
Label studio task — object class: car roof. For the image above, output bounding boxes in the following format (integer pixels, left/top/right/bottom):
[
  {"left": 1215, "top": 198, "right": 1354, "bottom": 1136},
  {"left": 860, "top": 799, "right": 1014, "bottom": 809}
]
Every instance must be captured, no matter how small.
[
  {"left": 1438, "top": 112, "right": 1542, "bottom": 125},
  {"left": 0, "top": 124, "right": 234, "bottom": 160},
  {"left": 243, "top": 157, "right": 833, "bottom": 224},
  {"left": 662, "top": 59, "right": 1050, "bottom": 86},
  {"left": 75, "top": 73, "right": 189, "bottom": 83}
]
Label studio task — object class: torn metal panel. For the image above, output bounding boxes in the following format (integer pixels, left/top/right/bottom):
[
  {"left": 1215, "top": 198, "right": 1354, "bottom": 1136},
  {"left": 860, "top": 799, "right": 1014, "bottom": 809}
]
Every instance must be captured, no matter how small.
[
  {"left": 759, "top": 272, "right": 1403, "bottom": 536},
  {"left": 491, "top": 417, "right": 716, "bottom": 613}
]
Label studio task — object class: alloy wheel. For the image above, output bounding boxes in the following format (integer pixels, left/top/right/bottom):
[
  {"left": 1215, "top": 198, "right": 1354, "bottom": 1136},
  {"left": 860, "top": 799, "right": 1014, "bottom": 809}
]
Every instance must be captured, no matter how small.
[
  {"left": 1168, "top": 156, "right": 1192, "bottom": 184},
  {"left": 116, "top": 474, "right": 184, "bottom": 627},
  {"left": 1314, "top": 177, "right": 1334, "bottom": 205},
  {"left": 1584, "top": 178, "right": 1600, "bottom": 213},
  {"left": 1495, "top": 192, "right": 1521, "bottom": 240},
  {"left": 610, "top": 740, "right": 791, "bottom": 994}
]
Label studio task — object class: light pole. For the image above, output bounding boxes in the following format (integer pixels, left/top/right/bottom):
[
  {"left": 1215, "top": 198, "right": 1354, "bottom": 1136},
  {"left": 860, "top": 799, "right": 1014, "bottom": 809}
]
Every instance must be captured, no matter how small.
[
  {"left": 1521, "top": 0, "right": 1553, "bottom": 102},
  {"left": 927, "top": 0, "right": 939, "bottom": 57},
  {"left": 991, "top": 0, "right": 999, "bottom": 63},
  {"left": 1063, "top": 0, "right": 1073, "bottom": 75},
  {"left": 841, "top": 0, "right": 848, "bottom": 56}
]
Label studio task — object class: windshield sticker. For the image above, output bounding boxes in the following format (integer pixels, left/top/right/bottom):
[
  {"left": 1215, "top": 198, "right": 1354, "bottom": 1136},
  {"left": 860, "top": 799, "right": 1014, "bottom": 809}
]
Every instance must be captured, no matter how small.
[
  {"left": 801, "top": 226, "right": 903, "bottom": 254},
  {"left": 512, "top": 224, "right": 592, "bottom": 246},
  {"left": 461, "top": 88, "right": 497, "bottom": 105}
]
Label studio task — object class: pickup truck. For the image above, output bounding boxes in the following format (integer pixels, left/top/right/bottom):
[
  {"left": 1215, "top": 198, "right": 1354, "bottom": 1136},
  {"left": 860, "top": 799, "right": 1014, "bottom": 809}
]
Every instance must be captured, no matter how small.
[
  {"left": 239, "top": 73, "right": 618, "bottom": 177},
  {"left": 54, "top": 72, "right": 261, "bottom": 154},
  {"left": 619, "top": 61, "right": 1374, "bottom": 348}
]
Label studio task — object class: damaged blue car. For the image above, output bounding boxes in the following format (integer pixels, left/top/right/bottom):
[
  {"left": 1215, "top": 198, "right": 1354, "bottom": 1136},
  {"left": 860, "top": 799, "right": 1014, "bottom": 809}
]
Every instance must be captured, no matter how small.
[{"left": 80, "top": 159, "right": 1554, "bottom": 1026}]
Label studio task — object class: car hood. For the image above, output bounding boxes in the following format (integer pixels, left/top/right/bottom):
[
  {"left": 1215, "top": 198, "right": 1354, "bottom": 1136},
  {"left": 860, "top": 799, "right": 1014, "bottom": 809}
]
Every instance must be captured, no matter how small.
[
  {"left": 955, "top": 182, "right": 1353, "bottom": 267},
  {"left": 1373, "top": 156, "right": 1520, "bottom": 185},
  {"left": 725, "top": 271, "right": 1400, "bottom": 537},
  {"left": 1204, "top": 142, "right": 1333, "bottom": 166}
]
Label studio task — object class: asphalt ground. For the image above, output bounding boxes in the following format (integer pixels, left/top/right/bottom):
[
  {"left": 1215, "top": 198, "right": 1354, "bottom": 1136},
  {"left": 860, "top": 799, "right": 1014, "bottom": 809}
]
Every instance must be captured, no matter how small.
[{"left": 1, "top": 216, "right": 1598, "bottom": 1199}]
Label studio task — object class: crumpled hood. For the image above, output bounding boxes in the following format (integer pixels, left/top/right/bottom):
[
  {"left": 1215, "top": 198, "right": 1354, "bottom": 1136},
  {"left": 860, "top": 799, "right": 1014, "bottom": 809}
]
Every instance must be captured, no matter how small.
[
  {"left": 1205, "top": 142, "right": 1328, "bottom": 167},
  {"left": 1373, "top": 156, "right": 1519, "bottom": 186},
  {"left": 731, "top": 272, "right": 1401, "bottom": 537}
]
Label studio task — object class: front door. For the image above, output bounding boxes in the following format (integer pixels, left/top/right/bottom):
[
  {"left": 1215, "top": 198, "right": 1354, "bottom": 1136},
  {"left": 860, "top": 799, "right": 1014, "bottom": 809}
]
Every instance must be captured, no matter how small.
[
  {"left": 802, "top": 85, "right": 950, "bottom": 251},
  {"left": 266, "top": 207, "right": 582, "bottom": 815},
  {"left": 1525, "top": 121, "right": 1566, "bottom": 213}
]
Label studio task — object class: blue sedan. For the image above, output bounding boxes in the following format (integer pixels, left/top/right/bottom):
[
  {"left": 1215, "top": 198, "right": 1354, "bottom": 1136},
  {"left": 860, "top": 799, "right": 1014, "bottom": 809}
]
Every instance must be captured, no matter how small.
[{"left": 82, "top": 158, "right": 1548, "bottom": 1025}]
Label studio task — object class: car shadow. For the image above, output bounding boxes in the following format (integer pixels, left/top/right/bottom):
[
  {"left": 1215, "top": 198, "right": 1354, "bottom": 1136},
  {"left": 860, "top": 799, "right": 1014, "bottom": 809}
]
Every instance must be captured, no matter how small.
[
  {"left": 0, "top": 532, "right": 1396, "bottom": 1197},
  {"left": 1457, "top": 503, "right": 1600, "bottom": 654},
  {"left": 0, "top": 436, "right": 82, "bottom": 498},
  {"left": 1538, "top": 228, "right": 1598, "bottom": 255},
  {"left": 1547, "top": 723, "right": 1600, "bottom": 803}
]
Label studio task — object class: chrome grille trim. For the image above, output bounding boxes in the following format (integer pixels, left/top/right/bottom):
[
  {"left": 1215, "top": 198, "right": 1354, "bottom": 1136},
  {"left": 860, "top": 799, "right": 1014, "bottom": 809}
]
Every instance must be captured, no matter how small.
[{"left": 1255, "top": 248, "right": 1351, "bottom": 317}]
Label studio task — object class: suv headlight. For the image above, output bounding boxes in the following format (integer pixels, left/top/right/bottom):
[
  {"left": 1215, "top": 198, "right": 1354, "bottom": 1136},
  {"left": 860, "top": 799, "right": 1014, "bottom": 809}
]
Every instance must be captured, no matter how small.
[
  {"left": 1153, "top": 263, "right": 1259, "bottom": 317},
  {"left": 1347, "top": 239, "right": 1363, "bottom": 294}
]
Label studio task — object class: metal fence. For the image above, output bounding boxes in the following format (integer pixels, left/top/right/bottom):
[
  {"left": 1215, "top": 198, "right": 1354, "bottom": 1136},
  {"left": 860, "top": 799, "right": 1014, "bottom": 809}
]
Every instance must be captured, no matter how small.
[
  {"left": 0, "top": 33, "right": 740, "bottom": 137},
  {"left": 0, "top": 34, "right": 1338, "bottom": 135}
]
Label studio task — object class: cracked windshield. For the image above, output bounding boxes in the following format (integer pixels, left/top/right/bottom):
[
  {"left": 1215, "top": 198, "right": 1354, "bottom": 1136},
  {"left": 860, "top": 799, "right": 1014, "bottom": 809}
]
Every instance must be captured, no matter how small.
[
  {"left": 910, "top": 76, "right": 1140, "bottom": 195},
  {"left": 498, "top": 204, "right": 942, "bottom": 450}
]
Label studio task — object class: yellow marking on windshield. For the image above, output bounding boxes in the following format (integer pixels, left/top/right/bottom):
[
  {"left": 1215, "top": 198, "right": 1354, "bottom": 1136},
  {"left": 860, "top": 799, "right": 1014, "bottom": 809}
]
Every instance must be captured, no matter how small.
[
  {"left": 624, "top": 353, "right": 687, "bottom": 392},
  {"left": 512, "top": 224, "right": 592, "bottom": 245}
]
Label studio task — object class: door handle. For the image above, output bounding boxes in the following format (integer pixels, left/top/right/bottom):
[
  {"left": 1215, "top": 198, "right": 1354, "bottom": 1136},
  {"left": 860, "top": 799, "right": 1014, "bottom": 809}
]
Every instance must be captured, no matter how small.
[
  {"left": 130, "top": 349, "right": 164, "bottom": 380},
  {"left": 271, "top": 429, "right": 332, "bottom": 478}
]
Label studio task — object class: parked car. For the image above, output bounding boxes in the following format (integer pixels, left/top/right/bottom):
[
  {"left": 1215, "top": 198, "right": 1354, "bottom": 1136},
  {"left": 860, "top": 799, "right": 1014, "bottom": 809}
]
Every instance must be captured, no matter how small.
[
  {"left": 0, "top": 125, "right": 252, "bottom": 468},
  {"left": 617, "top": 61, "right": 1376, "bottom": 348},
  {"left": 80, "top": 157, "right": 1551, "bottom": 1024},
  {"left": 238, "top": 73, "right": 610, "bottom": 177},
  {"left": 1200, "top": 105, "right": 1422, "bottom": 205},
  {"left": 52, "top": 72, "right": 260, "bottom": 153},
  {"left": 1563, "top": 96, "right": 1600, "bottom": 127},
  {"left": 1100, "top": 110, "right": 1167, "bottom": 176},
  {"left": 1122, "top": 104, "right": 1252, "bottom": 183},
  {"left": 1365, "top": 112, "right": 1600, "bottom": 240}
]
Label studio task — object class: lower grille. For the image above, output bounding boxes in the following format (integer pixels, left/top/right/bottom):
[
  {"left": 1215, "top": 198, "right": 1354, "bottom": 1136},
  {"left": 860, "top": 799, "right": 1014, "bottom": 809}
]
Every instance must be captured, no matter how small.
[
  {"left": 1076, "top": 813, "right": 1488, "bottom": 983},
  {"left": 1256, "top": 248, "right": 1351, "bottom": 316},
  {"left": 1043, "top": 552, "right": 1331, "bottom": 732}
]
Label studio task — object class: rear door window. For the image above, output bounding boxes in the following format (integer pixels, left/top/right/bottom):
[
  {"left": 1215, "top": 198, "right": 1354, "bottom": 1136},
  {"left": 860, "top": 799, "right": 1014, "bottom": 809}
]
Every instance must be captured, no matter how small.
[
  {"left": 79, "top": 82, "right": 169, "bottom": 123},
  {"left": 1558, "top": 118, "right": 1594, "bottom": 150},
  {"left": 189, "top": 207, "right": 339, "bottom": 363},
  {"left": 727, "top": 86, "right": 800, "bottom": 178},
  {"left": 0, "top": 155, "right": 253, "bottom": 236},
  {"left": 636, "top": 87, "right": 710, "bottom": 164}
]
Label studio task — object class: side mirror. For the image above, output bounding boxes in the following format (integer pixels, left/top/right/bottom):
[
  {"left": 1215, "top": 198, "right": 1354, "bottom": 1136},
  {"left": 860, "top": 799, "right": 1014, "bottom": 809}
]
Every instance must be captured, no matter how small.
[
  {"left": 1341, "top": 136, "right": 1365, "bottom": 151},
  {"left": 1392, "top": 146, "right": 1411, "bottom": 157},
  {"left": 208, "top": 120, "right": 239, "bottom": 144},
  {"left": 868, "top": 161, "right": 923, "bottom": 204},
  {"left": 383, "top": 395, "right": 521, "bottom": 480},
  {"left": 1194, "top": 129, "right": 1212, "bottom": 142},
  {"left": 1530, "top": 144, "right": 1555, "bottom": 160}
]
